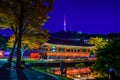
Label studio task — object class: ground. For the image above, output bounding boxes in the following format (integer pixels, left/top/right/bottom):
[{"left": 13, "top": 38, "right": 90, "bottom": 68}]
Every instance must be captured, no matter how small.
[{"left": 0, "top": 59, "right": 60, "bottom": 80}]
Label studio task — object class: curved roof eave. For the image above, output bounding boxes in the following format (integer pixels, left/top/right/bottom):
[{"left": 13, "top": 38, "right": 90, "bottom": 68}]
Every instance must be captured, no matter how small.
[{"left": 44, "top": 43, "right": 95, "bottom": 49}]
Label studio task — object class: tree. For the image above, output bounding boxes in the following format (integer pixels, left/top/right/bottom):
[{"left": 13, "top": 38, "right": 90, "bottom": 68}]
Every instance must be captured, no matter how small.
[
  {"left": 75, "top": 63, "right": 85, "bottom": 68},
  {"left": 0, "top": 0, "right": 54, "bottom": 68},
  {"left": 91, "top": 38, "right": 120, "bottom": 79},
  {"left": 0, "top": 35, "right": 8, "bottom": 49},
  {"left": 8, "top": 29, "right": 49, "bottom": 58},
  {"left": 88, "top": 37, "right": 107, "bottom": 53}
]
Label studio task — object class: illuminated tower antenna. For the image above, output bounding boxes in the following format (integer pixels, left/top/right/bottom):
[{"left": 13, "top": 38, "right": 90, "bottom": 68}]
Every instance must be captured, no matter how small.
[{"left": 64, "top": 15, "right": 66, "bottom": 32}]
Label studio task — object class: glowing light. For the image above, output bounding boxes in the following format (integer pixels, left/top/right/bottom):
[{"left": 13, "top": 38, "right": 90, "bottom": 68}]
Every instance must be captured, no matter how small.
[
  {"left": 64, "top": 15, "right": 66, "bottom": 31},
  {"left": 4, "top": 51, "right": 10, "bottom": 56},
  {"left": 0, "top": 51, "right": 4, "bottom": 57},
  {"left": 0, "top": 53, "right": 3, "bottom": 56}
]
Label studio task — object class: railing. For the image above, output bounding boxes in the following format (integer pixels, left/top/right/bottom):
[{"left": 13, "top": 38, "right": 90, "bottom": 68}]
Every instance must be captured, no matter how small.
[{"left": 47, "top": 52, "right": 90, "bottom": 57}]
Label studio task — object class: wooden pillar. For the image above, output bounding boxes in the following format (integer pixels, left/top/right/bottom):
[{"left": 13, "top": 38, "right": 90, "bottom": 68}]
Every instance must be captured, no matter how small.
[
  {"left": 70, "top": 48, "right": 72, "bottom": 52},
  {"left": 86, "top": 48, "right": 88, "bottom": 52},
  {"left": 56, "top": 47, "right": 58, "bottom": 52},
  {"left": 64, "top": 48, "right": 66, "bottom": 52},
  {"left": 80, "top": 48, "right": 82, "bottom": 52},
  {"left": 48, "top": 47, "right": 50, "bottom": 52}
]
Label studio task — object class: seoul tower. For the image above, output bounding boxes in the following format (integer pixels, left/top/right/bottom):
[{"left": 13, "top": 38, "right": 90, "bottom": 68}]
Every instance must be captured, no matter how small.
[{"left": 64, "top": 15, "right": 67, "bottom": 32}]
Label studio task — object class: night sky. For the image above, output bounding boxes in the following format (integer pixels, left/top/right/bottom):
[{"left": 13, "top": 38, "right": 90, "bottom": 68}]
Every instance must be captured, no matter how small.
[{"left": 43, "top": 0, "right": 120, "bottom": 34}]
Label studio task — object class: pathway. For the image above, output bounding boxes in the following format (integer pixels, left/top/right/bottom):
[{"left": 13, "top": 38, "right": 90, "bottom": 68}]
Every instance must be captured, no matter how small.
[{"left": 0, "top": 59, "right": 60, "bottom": 80}]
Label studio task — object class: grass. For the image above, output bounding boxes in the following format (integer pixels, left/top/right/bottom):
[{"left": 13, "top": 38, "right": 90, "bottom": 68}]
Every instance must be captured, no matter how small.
[{"left": 23, "top": 58, "right": 40, "bottom": 63}]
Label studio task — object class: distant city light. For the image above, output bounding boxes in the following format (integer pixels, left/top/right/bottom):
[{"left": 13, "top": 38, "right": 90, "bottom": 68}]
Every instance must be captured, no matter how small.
[{"left": 78, "top": 32, "right": 82, "bottom": 34}]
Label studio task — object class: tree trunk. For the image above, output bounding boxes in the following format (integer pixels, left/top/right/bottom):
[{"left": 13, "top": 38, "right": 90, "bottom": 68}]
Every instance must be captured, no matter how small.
[
  {"left": 21, "top": 45, "right": 27, "bottom": 59},
  {"left": 16, "top": 32, "right": 22, "bottom": 68},
  {"left": 8, "top": 37, "right": 18, "bottom": 67},
  {"left": 16, "top": 0, "right": 24, "bottom": 68}
]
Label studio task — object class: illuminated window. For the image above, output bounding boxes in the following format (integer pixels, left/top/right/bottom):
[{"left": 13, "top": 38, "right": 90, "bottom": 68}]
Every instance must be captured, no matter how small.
[
  {"left": 50, "top": 46, "right": 56, "bottom": 52},
  {"left": 78, "top": 49, "right": 80, "bottom": 52},
  {"left": 82, "top": 49, "right": 86, "bottom": 52},
  {"left": 66, "top": 49, "right": 70, "bottom": 52},
  {"left": 58, "top": 48, "right": 64, "bottom": 52}
]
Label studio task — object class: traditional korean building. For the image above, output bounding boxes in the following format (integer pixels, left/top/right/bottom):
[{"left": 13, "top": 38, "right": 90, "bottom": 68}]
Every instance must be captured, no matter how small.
[{"left": 30, "top": 31, "right": 96, "bottom": 60}]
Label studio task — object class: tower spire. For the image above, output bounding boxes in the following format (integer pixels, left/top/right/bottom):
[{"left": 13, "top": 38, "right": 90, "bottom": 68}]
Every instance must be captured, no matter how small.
[{"left": 64, "top": 15, "right": 66, "bottom": 32}]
